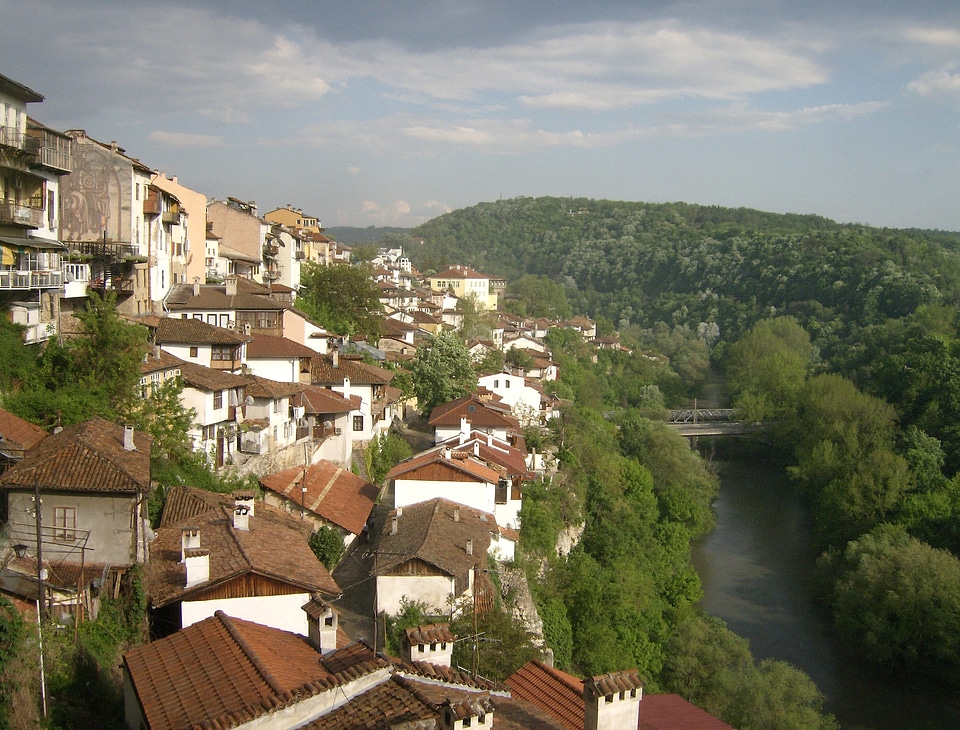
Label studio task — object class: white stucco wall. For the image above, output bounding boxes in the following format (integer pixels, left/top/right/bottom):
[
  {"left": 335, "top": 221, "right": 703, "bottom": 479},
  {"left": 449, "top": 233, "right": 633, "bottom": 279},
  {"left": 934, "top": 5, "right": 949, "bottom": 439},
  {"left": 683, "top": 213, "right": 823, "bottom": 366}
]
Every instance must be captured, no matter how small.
[
  {"left": 377, "top": 575, "right": 455, "bottom": 616},
  {"left": 394, "top": 478, "right": 494, "bottom": 515},
  {"left": 180, "top": 592, "right": 311, "bottom": 635},
  {"left": 245, "top": 357, "right": 299, "bottom": 383}
]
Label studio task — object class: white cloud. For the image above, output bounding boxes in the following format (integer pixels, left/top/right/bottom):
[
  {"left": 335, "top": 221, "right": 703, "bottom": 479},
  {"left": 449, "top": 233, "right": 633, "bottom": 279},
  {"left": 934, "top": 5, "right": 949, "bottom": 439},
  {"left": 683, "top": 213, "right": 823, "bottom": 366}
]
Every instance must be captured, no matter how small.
[
  {"left": 346, "top": 166, "right": 361, "bottom": 175},
  {"left": 147, "top": 130, "right": 225, "bottom": 147},
  {"left": 905, "top": 66, "right": 960, "bottom": 102}
]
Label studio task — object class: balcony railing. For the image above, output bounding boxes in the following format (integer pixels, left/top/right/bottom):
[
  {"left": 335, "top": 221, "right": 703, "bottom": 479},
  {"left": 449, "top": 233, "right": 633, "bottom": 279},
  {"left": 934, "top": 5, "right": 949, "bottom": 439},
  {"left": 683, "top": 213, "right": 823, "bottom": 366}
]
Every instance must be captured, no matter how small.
[
  {"left": 67, "top": 240, "right": 141, "bottom": 261},
  {"left": 0, "top": 269, "right": 63, "bottom": 290},
  {"left": 0, "top": 125, "right": 24, "bottom": 150},
  {"left": 0, "top": 200, "right": 43, "bottom": 227},
  {"left": 24, "top": 132, "right": 74, "bottom": 172}
]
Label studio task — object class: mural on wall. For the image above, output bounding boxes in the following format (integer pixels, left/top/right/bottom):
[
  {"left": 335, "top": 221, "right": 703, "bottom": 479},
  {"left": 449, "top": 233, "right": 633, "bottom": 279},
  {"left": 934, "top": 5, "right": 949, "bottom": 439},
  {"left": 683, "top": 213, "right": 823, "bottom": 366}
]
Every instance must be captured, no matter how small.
[{"left": 60, "top": 138, "right": 128, "bottom": 244}]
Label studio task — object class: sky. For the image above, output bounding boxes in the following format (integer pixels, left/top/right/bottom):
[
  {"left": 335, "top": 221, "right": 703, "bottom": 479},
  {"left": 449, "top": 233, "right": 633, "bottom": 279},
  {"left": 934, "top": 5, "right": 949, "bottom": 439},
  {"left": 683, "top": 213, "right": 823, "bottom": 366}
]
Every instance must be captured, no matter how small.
[{"left": 3, "top": 0, "right": 960, "bottom": 230}]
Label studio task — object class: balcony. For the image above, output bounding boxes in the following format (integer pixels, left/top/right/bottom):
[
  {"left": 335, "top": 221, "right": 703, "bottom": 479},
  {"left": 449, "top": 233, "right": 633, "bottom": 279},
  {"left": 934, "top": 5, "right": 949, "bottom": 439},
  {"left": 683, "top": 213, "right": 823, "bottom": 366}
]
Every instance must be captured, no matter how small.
[
  {"left": 143, "top": 193, "right": 161, "bottom": 216},
  {"left": 262, "top": 242, "right": 280, "bottom": 257},
  {"left": 0, "top": 200, "right": 43, "bottom": 228},
  {"left": 24, "top": 131, "right": 73, "bottom": 172},
  {"left": 0, "top": 125, "right": 24, "bottom": 151},
  {"left": 0, "top": 269, "right": 63, "bottom": 290},
  {"left": 162, "top": 208, "right": 181, "bottom": 225}
]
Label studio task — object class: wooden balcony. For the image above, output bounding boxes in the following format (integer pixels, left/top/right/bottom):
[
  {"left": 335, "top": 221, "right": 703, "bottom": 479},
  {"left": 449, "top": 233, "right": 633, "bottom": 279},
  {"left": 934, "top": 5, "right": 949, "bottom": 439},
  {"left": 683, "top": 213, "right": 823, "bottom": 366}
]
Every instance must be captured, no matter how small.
[{"left": 0, "top": 200, "right": 43, "bottom": 228}]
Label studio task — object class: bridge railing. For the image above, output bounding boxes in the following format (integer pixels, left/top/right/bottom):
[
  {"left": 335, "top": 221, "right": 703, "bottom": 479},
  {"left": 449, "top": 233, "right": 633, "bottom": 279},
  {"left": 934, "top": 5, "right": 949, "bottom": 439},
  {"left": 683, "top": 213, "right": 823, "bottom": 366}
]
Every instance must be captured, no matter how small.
[{"left": 667, "top": 408, "right": 740, "bottom": 424}]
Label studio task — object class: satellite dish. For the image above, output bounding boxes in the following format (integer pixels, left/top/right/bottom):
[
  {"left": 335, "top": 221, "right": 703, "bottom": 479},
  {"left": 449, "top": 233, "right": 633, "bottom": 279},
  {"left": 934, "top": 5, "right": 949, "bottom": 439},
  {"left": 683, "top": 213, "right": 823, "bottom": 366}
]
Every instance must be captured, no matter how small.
[
  {"left": 322, "top": 420, "right": 333, "bottom": 430},
  {"left": 245, "top": 396, "right": 255, "bottom": 406}
]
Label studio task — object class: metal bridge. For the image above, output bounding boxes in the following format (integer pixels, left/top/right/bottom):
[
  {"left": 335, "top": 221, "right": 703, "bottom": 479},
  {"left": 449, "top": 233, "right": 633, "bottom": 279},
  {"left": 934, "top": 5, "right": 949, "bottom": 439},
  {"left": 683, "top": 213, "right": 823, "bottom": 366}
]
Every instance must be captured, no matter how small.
[{"left": 665, "top": 407, "right": 765, "bottom": 437}]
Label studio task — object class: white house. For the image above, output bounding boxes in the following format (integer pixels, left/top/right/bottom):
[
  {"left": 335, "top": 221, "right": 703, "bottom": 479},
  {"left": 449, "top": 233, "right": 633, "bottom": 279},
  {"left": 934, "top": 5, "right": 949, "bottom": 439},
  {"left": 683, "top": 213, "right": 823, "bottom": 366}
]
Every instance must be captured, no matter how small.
[{"left": 477, "top": 371, "right": 542, "bottom": 425}]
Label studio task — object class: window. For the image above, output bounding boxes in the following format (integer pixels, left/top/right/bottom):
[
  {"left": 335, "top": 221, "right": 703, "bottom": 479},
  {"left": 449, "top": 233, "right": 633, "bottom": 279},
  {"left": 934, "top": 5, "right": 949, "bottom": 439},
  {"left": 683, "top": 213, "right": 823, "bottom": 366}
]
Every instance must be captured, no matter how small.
[
  {"left": 505, "top": 380, "right": 510, "bottom": 388},
  {"left": 274, "top": 399, "right": 281, "bottom": 414},
  {"left": 54, "top": 507, "right": 76, "bottom": 542},
  {"left": 353, "top": 415, "right": 364, "bottom": 432},
  {"left": 213, "top": 390, "right": 223, "bottom": 409},
  {"left": 207, "top": 314, "right": 216, "bottom": 325},
  {"left": 495, "top": 479, "right": 508, "bottom": 505},
  {"left": 189, "top": 346, "right": 199, "bottom": 358},
  {"left": 212, "top": 346, "right": 233, "bottom": 361}
]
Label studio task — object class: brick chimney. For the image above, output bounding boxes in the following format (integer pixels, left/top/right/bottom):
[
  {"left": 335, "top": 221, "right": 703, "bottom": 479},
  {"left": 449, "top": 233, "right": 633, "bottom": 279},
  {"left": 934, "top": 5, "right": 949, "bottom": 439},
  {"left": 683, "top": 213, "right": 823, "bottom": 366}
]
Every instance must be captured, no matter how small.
[{"left": 582, "top": 670, "right": 643, "bottom": 730}]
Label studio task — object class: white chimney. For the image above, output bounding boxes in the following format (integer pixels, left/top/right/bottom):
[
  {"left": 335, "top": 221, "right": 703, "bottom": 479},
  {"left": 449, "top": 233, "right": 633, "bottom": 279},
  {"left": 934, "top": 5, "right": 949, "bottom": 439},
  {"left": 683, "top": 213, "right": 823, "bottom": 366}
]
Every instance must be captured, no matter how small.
[
  {"left": 391, "top": 515, "right": 398, "bottom": 535},
  {"left": 225, "top": 277, "right": 237, "bottom": 296},
  {"left": 459, "top": 416, "right": 469, "bottom": 442},
  {"left": 453, "top": 506, "right": 460, "bottom": 523},
  {"left": 401, "top": 623, "right": 455, "bottom": 667},
  {"left": 444, "top": 446, "right": 452, "bottom": 460},
  {"left": 439, "top": 697, "right": 494, "bottom": 730},
  {"left": 180, "top": 526, "right": 201, "bottom": 562},
  {"left": 123, "top": 424, "right": 136, "bottom": 451},
  {"left": 302, "top": 595, "right": 339, "bottom": 655},
  {"left": 474, "top": 442, "right": 480, "bottom": 457},
  {"left": 232, "top": 491, "right": 255, "bottom": 531},
  {"left": 583, "top": 671, "right": 643, "bottom": 730},
  {"left": 184, "top": 549, "right": 210, "bottom": 588},
  {"left": 466, "top": 539, "right": 473, "bottom": 556},
  {"left": 192, "top": 276, "right": 200, "bottom": 297},
  {"left": 332, "top": 349, "right": 339, "bottom": 368}
]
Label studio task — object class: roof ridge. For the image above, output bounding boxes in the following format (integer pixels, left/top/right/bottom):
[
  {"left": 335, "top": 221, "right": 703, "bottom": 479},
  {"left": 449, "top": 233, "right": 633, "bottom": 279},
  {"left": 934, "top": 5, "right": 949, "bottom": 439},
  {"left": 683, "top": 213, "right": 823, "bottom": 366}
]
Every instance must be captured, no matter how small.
[{"left": 214, "top": 611, "right": 288, "bottom": 698}]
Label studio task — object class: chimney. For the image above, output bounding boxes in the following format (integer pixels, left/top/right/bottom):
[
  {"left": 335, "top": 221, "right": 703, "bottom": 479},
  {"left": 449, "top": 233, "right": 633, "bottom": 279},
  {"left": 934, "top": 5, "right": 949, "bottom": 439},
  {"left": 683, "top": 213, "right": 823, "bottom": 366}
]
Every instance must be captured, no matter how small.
[
  {"left": 332, "top": 349, "right": 339, "bottom": 368},
  {"left": 582, "top": 671, "right": 643, "bottom": 730},
  {"left": 391, "top": 515, "right": 398, "bottom": 536},
  {"left": 466, "top": 539, "right": 473, "bottom": 556},
  {"left": 193, "top": 276, "right": 201, "bottom": 297},
  {"left": 453, "top": 506, "right": 460, "bottom": 522},
  {"left": 401, "top": 623, "right": 455, "bottom": 667},
  {"left": 180, "top": 526, "right": 201, "bottom": 562},
  {"left": 302, "top": 595, "right": 339, "bottom": 655},
  {"left": 225, "top": 276, "right": 237, "bottom": 296},
  {"left": 474, "top": 442, "right": 480, "bottom": 457},
  {"left": 184, "top": 549, "right": 210, "bottom": 588},
  {"left": 460, "top": 416, "right": 469, "bottom": 442},
  {"left": 152, "top": 344, "right": 161, "bottom": 360},
  {"left": 123, "top": 424, "right": 136, "bottom": 451},
  {"left": 439, "top": 697, "right": 494, "bottom": 730},
  {"left": 233, "top": 500, "right": 251, "bottom": 531},
  {"left": 444, "top": 446, "right": 452, "bottom": 461}
]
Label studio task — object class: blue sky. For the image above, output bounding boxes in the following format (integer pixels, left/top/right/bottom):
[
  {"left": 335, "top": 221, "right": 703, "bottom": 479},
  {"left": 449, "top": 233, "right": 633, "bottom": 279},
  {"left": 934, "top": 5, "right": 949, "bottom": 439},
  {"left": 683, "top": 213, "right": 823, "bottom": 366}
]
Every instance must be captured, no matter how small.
[{"left": 3, "top": 1, "right": 960, "bottom": 229}]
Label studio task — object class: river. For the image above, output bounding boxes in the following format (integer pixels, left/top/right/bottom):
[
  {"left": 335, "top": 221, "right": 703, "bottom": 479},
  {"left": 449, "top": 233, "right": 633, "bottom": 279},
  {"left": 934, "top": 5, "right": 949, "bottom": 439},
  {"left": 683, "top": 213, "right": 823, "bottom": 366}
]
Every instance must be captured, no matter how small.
[{"left": 692, "top": 459, "right": 960, "bottom": 729}]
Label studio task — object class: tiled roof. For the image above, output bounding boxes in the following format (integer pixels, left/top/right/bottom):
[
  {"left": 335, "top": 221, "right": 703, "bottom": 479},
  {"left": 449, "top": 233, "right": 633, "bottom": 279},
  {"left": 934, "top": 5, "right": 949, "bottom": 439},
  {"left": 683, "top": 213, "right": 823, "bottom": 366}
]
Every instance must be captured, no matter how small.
[
  {"left": 145, "top": 489, "right": 340, "bottom": 607},
  {"left": 507, "top": 660, "right": 585, "bottom": 730},
  {"left": 583, "top": 670, "right": 645, "bottom": 699},
  {"left": 431, "top": 265, "right": 492, "bottom": 280},
  {"left": 299, "top": 385, "right": 356, "bottom": 414},
  {"left": 0, "top": 418, "right": 151, "bottom": 494},
  {"left": 311, "top": 355, "right": 393, "bottom": 386},
  {"left": 375, "top": 498, "right": 500, "bottom": 594},
  {"left": 437, "top": 431, "right": 531, "bottom": 478},
  {"left": 260, "top": 460, "right": 378, "bottom": 536},
  {"left": 0, "top": 406, "right": 48, "bottom": 455},
  {"left": 428, "top": 394, "right": 519, "bottom": 430},
  {"left": 165, "top": 283, "right": 286, "bottom": 311},
  {"left": 139, "top": 348, "right": 185, "bottom": 376},
  {"left": 123, "top": 612, "right": 389, "bottom": 730},
  {"left": 246, "top": 333, "right": 317, "bottom": 359},
  {"left": 403, "top": 623, "right": 456, "bottom": 647},
  {"left": 155, "top": 317, "right": 249, "bottom": 345},
  {"left": 385, "top": 448, "right": 502, "bottom": 484},
  {"left": 244, "top": 374, "right": 303, "bottom": 400},
  {"left": 640, "top": 695, "right": 734, "bottom": 729},
  {"left": 177, "top": 360, "right": 252, "bottom": 392}
]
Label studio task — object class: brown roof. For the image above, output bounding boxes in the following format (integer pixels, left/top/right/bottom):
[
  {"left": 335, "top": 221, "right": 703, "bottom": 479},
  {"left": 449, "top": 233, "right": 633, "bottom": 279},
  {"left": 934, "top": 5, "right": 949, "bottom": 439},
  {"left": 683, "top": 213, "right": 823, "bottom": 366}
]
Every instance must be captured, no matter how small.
[
  {"left": 640, "top": 695, "right": 734, "bottom": 730},
  {"left": 260, "top": 461, "right": 378, "bottom": 536},
  {"left": 299, "top": 384, "right": 357, "bottom": 414},
  {"left": 155, "top": 316, "right": 249, "bottom": 345},
  {"left": 403, "top": 623, "right": 456, "bottom": 647},
  {"left": 145, "top": 488, "right": 340, "bottom": 607},
  {"left": 507, "top": 661, "right": 585, "bottom": 730},
  {"left": 0, "top": 418, "right": 151, "bottom": 494},
  {"left": 0, "top": 406, "right": 48, "bottom": 457},
  {"left": 123, "top": 612, "right": 389, "bottom": 730},
  {"left": 246, "top": 333, "right": 317, "bottom": 359},
  {"left": 437, "top": 431, "right": 531, "bottom": 478},
  {"left": 311, "top": 354, "right": 393, "bottom": 386},
  {"left": 428, "top": 394, "right": 519, "bottom": 431},
  {"left": 244, "top": 374, "right": 303, "bottom": 400},
  {"left": 375, "top": 498, "right": 501, "bottom": 594},
  {"left": 431, "top": 265, "right": 493, "bottom": 280},
  {"left": 385, "top": 448, "right": 502, "bottom": 484},
  {"left": 139, "top": 348, "right": 185, "bottom": 376},
  {"left": 177, "top": 360, "right": 252, "bottom": 392},
  {"left": 165, "top": 283, "right": 286, "bottom": 311}
]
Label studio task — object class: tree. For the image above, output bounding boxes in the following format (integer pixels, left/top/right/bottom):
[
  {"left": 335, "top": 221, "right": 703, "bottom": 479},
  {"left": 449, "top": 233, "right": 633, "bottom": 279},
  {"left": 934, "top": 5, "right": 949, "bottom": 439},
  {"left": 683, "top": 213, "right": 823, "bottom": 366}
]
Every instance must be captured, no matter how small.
[
  {"left": 366, "top": 432, "right": 413, "bottom": 485},
  {"left": 456, "top": 292, "right": 494, "bottom": 341},
  {"left": 410, "top": 330, "right": 476, "bottom": 415},
  {"left": 828, "top": 524, "right": 960, "bottom": 675},
  {"left": 309, "top": 525, "right": 346, "bottom": 570},
  {"left": 122, "top": 377, "right": 196, "bottom": 462},
  {"left": 296, "top": 262, "right": 383, "bottom": 337},
  {"left": 505, "top": 275, "right": 572, "bottom": 319}
]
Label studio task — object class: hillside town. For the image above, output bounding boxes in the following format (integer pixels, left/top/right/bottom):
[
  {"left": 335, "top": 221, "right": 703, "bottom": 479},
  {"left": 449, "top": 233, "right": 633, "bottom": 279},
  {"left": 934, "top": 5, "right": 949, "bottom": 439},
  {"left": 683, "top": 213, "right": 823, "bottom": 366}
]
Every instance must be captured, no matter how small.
[{"left": 0, "top": 72, "right": 734, "bottom": 729}]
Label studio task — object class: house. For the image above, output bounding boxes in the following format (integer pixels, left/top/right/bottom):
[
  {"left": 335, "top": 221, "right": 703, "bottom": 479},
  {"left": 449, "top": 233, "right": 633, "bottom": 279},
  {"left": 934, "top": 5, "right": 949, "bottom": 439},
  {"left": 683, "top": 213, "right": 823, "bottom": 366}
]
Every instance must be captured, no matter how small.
[
  {"left": 298, "top": 384, "right": 357, "bottom": 465},
  {"left": 239, "top": 374, "right": 306, "bottom": 456},
  {"left": 165, "top": 276, "right": 287, "bottom": 338},
  {"left": 175, "top": 360, "right": 250, "bottom": 466},
  {"left": 138, "top": 345, "right": 184, "bottom": 398},
  {"left": 477, "top": 372, "right": 543, "bottom": 425},
  {"left": 260, "top": 459, "right": 379, "bottom": 547},
  {"left": 0, "top": 406, "right": 47, "bottom": 472},
  {"left": 428, "top": 393, "right": 520, "bottom": 445},
  {"left": 311, "top": 351, "right": 396, "bottom": 441},
  {"left": 150, "top": 172, "right": 206, "bottom": 287},
  {"left": 400, "top": 622, "right": 456, "bottom": 667},
  {"left": 387, "top": 443, "right": 523, "bottom": 530},
  {"left": 427, "top": 265, "right": 499, "bottom": 311},
  {"left": 144, "top": 486, "right": 341, "bottom": 637},
  {"left": 0, "top": 73, "right": 73, "bottom": 345},
  {"left": 206, "top": 198, "right": 264, "bottom": 283},
  {"left": 244, "top": 332, "right": 316, "bottom": 383},
  {"left": 374, "top": 497, "right": 515, "bottom": 615},
  {"left": 507, "top": 660, "right": 733, "bottom": 730},
  {"left": 1, "top": 418, "right": 152, "bottom": 590},
  {"left": 154, "top": 315, "right": 248, "bottom": 372},
  {"left": 123, "top": 609, "right": 560, "bottom": 730}
]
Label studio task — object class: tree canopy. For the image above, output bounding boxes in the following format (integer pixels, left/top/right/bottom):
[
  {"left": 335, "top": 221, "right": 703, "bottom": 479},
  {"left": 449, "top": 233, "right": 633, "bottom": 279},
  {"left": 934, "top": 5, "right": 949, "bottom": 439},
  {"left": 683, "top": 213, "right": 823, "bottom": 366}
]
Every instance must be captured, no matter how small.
[
  {"left": 296, "top": 262, "right": 384, "bottom": 337},
  {"left": 409, "top": 330, "right": 476, "bottom": 415}
]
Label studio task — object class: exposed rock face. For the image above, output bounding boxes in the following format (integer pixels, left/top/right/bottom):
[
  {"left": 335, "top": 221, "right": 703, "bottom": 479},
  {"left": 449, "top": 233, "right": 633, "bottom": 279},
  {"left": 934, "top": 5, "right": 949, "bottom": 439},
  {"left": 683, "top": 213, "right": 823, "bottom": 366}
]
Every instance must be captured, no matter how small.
[
  {"left": 497, "top": 565, "right": 545, "bottom": 647},
  {"left": 556, "top": 522, "right": 585, "bottom": 556}
]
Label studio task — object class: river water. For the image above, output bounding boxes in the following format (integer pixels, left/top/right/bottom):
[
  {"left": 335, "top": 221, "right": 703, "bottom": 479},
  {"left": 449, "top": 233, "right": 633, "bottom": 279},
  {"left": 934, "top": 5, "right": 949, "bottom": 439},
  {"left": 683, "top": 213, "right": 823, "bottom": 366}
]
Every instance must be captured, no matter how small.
[{"left": 692, "top": 460, "right": 960, "bottom": 729}]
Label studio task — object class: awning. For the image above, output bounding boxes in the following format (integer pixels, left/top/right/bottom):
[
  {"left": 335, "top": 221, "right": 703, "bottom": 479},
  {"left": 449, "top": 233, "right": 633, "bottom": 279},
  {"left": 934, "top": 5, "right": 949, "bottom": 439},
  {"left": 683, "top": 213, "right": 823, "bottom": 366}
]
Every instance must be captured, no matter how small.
[{"left": 0, "top": 235, "right": 68, "bottom": 251}]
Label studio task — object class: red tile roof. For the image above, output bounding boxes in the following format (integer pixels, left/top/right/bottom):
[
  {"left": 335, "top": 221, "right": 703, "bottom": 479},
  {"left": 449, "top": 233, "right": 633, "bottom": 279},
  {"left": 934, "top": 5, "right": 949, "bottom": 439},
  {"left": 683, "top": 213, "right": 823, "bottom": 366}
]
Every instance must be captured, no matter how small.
[
  {"left": 145, "top": 488, "right": 340, "bottom": 608},
  {"left": 246, "top": 333, "right": 317, "bottom": 359},
  {"left": 155, "top": 316, "right": 249, "bottom": 345},
  {"left": 259, "top": 461, "right": 378, "bottom": 536},
  {"left": 507, "top": 661, "right": 585, "bottom": 730},
  {"left": 640, "top": 695, "right": 734, "bottom": 729},
  {"left": 123, "top": 612, "right": 389, "bottom": 730},
  {"left": 385, "top": 448, "right": 502, "bottom": 484},
  {"left": 311, "top": 354, "right": 394, "bottom": 386},
  {"left": 0, "top": 406, "right": 48, "bottom": 457},
  {"left": 428, "top": 394, "right": 519, "bottom": 430},
  {"left": 0, "top": 418, "right": 151, "bottom": 494},
  {"left": 139, "top": 348, "right": 185, "bottom": 376},
  {"left": 176, "top": 360, "right": 252, "bottom": 391},
  {"left": 299, "top": 384, "right": 357, "bottom": 414}
]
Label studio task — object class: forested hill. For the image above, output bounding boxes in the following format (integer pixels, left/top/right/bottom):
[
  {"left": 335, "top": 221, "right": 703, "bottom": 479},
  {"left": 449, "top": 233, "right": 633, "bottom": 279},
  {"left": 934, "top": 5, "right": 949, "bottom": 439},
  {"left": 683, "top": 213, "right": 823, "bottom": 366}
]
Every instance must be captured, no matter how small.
[{"left": 410, "top": 197, "right": 960, "bottom": 350}]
